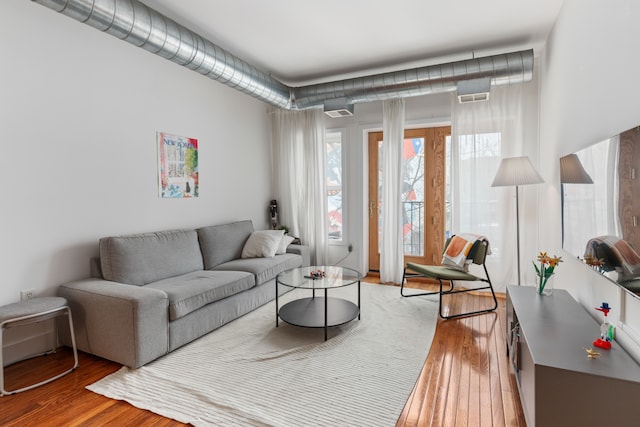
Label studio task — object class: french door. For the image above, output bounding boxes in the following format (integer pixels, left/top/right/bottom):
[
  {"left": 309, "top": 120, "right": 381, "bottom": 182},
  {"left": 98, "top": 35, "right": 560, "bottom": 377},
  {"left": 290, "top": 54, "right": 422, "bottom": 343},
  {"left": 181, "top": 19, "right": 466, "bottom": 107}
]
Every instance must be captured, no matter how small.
[{"left": 368, "top": 126, "right": 450, "bottom": 271}]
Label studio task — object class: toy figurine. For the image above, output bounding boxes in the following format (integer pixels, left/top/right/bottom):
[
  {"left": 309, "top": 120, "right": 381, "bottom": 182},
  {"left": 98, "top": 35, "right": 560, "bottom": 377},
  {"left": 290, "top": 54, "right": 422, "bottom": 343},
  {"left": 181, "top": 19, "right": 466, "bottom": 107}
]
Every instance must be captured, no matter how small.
[
  {"left": 304, "top": 269, "right": 326, "bottom": 280},
  {"left": 593, "top": 302, "right": 614, "bottom": 350},
  {"left": 583, "top": 347, "right": 601, "bottom": 359},
  {"left": 269, "top": 200, "right": 279, "bottom": 230}
]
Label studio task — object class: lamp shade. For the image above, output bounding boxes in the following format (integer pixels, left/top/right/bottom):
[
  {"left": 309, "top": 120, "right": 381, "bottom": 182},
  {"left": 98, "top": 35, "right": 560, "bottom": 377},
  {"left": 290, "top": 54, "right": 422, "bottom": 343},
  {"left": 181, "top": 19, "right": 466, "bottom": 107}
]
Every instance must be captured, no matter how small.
[
  {"left": 560, "top": 154, "right": 593, "bottom": 184},
  {"left": 491, "top": 156, "right": 544, "bottom": 187}
]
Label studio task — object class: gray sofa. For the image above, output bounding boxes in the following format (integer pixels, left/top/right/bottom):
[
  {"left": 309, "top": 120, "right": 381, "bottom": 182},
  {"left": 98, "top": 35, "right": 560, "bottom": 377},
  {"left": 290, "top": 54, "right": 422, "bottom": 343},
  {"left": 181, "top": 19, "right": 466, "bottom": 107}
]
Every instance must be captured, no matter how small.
[{"left": 58, "top": 220, "right": 309, "bottom": 368}]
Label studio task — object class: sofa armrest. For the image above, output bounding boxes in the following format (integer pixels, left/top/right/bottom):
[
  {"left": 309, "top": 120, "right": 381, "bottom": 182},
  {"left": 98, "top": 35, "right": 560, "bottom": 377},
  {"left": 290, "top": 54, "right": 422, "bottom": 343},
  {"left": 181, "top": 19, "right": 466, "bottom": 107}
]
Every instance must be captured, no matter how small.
[
  {"left": 57, "top": 278, "right": 169, "bottom": 368},
  {"left": 286, "top": 244, "right": 310, "bottom": 266}
]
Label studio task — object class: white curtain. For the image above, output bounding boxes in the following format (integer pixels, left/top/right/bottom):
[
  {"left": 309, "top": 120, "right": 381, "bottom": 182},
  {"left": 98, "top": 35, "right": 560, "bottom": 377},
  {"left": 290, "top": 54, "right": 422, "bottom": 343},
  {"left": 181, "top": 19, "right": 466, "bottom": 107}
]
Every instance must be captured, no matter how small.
[
  {"left": 451, "top": 84, "right": 533, "bottom": 290},
  {"left": 380, "top": 99, "right": 405, "bottom": 284},
  {"left": 272, "top": 108, "right": 328, "bottom": 265}
]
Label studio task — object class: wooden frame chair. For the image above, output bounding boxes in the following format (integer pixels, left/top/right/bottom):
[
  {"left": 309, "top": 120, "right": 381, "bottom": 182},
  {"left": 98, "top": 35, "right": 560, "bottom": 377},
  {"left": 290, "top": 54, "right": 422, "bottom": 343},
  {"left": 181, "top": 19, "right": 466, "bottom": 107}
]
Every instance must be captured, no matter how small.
[{"left": 401, "top": 236, "right": 497, "bottom": 319}]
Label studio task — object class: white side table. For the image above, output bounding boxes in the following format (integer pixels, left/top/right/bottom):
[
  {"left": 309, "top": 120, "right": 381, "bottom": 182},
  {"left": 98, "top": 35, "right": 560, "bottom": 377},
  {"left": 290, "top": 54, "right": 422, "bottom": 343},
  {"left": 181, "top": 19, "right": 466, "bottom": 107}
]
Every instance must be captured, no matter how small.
[{"left": 0, "top": 297, "right": 78, "bottom": 396}]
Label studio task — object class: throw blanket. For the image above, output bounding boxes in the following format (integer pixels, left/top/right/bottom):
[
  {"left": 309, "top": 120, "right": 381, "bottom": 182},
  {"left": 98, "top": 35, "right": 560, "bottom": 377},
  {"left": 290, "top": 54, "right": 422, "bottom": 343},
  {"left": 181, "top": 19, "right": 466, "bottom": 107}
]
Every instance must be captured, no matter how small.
[
  {"left": 584, "top": 235, "right": 640, "bottom": 280},
  {"left": 441, "top": 233, "right": 490, "bottom": 270}
]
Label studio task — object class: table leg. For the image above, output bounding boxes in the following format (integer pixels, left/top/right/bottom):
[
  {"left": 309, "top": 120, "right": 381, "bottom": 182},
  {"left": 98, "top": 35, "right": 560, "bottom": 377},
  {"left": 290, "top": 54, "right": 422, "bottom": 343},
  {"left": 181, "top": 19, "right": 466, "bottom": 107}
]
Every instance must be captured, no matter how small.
[
  {"left": 324, "top": 288, "right": 328, "bottom": 341},
  {"left": 358, "top": 280, "right": 361, "bottom": 320},
  {"left": 275, "top": 279, "right": 279, "bottom": 327}
]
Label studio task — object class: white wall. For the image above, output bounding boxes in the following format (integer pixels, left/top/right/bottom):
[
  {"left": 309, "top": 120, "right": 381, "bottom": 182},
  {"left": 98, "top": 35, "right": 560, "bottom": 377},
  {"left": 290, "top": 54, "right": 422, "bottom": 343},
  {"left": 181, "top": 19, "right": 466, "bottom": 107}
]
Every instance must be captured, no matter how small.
[
  {"left": 0, "top": 0, "right": 273, "bottom": 306},
  {"left": 539, "top": 0, "right": 640, "bottom": 359}
]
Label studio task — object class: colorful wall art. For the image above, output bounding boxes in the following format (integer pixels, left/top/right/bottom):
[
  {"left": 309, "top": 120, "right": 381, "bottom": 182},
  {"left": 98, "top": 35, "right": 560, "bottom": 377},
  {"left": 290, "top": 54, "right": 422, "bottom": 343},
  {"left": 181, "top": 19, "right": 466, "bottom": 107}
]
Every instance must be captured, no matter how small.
[{"left": 157, "top": 132, "right": 199, "bottom": 198}]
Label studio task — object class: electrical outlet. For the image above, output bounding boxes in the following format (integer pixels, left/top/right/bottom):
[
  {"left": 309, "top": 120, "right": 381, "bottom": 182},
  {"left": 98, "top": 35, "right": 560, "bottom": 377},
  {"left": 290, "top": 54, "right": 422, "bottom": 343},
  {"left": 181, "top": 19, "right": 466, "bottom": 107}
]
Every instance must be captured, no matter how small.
[{"left": 20, "top": 289, "right": 35, "bottom": 300}]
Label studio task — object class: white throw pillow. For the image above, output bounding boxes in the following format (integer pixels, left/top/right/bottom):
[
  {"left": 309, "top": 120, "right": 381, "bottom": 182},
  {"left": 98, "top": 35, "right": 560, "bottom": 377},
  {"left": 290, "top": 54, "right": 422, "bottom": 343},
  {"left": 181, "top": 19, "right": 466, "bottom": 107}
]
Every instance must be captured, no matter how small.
[
  {"left": 276, "top": 235, "right": 295, "bottom": 255},
  {"left": 241, "top": 230, "right": 285, "bottom": 258}
]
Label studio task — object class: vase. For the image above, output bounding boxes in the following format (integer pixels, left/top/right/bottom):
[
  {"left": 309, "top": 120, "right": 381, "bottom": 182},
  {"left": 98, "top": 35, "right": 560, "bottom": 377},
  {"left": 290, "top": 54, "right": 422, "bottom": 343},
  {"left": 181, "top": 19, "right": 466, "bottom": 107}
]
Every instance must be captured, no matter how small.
[{"left": 536, "top": 273, "right": 554, "bottom": 296}]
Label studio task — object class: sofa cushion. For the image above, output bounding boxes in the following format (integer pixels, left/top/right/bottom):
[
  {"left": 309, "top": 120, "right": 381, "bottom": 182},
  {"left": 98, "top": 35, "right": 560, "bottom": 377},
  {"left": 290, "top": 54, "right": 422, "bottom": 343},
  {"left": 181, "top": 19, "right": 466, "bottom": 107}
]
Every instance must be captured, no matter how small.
[
  {"left": 197, "top": 220, "right": 254, "bottom": 269},
  {"left": 213, "top": 253, "right": 302, "bottom": 285},
  {"left": 276, "top": 235, "right": 295, "bottom": 255},
  {"left": 241, "top": 230, "right": 285, "bottom": 258},
  {"left": 146, "top": 270, "right": 254, "bottom": 320},
  {"left": 100, "top": 229, "right": 204, "bottom": 286}
]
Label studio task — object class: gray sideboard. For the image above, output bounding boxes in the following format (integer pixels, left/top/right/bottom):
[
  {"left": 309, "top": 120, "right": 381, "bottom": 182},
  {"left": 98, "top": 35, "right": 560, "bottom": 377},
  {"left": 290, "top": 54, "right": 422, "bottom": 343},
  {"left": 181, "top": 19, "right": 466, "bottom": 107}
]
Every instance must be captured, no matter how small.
[{"left": 506, "top": 285, "right": 640, "bottom": 427}]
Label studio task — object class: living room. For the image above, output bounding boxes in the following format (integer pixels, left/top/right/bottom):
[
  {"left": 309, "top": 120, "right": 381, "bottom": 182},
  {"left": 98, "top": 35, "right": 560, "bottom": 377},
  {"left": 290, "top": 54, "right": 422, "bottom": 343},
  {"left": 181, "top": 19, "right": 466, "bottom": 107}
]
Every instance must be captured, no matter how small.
[{"left": 3, "top": 0, "right": 640, "bottom": 425}]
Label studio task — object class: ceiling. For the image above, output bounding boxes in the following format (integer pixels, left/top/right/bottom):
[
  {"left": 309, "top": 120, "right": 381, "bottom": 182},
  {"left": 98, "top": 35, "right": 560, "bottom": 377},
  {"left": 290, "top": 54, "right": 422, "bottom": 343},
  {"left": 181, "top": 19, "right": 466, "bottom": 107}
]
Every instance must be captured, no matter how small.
[{"left": 141, "top": 0, "right": 564, "bottom": 86}]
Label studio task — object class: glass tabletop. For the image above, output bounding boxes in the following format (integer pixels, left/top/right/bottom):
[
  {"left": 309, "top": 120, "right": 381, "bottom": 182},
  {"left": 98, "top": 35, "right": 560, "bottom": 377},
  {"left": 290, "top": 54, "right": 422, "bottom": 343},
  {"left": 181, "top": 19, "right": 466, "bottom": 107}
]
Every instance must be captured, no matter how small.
[{"left": 277, "top": 266, "right": 361, "bottom": 289}]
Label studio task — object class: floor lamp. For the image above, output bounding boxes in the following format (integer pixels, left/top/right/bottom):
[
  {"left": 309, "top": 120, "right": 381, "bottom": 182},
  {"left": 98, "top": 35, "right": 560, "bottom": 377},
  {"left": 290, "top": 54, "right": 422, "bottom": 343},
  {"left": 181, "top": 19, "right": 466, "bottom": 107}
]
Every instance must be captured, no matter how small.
[{"left": 491, "top": 156, "right": 544, "bottom": 285}]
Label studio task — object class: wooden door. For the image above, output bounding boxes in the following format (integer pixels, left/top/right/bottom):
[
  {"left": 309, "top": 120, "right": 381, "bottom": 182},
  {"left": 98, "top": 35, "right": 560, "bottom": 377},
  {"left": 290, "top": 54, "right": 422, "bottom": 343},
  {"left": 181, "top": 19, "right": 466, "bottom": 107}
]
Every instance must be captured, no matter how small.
[{"left": 368, "top": 127, "right": 449, "bottom": 271}]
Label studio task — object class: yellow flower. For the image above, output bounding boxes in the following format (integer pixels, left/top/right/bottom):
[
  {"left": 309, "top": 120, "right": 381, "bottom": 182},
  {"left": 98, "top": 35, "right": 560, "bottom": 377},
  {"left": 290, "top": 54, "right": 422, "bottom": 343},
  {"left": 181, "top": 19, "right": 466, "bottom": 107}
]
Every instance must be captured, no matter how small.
[
  {"left": 534, "top": 251, "right": 562, "bottom": 294},
  {"left": 548, "top": 256, "right": 563, "bottom": 267},
  {"left": 584, "top": 255, "right": 603, "bottom": 267},
  {"left": 537, "top": 252, "right": 549, "bottom": 264}
]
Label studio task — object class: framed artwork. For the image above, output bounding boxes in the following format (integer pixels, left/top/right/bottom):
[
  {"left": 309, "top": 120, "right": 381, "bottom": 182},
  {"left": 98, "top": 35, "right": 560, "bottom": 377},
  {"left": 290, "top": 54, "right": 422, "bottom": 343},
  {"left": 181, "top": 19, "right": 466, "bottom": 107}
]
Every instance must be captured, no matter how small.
[{"left": 157, "top": 132, "right": 199, "bottom": 198}]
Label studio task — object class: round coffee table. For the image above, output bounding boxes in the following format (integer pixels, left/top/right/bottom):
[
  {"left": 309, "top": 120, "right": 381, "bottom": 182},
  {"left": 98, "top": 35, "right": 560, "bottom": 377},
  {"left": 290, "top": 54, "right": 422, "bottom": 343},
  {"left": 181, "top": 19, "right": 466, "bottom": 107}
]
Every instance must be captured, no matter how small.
[{"left": 276, "top": 266, "right": 361, "bottom": 341}]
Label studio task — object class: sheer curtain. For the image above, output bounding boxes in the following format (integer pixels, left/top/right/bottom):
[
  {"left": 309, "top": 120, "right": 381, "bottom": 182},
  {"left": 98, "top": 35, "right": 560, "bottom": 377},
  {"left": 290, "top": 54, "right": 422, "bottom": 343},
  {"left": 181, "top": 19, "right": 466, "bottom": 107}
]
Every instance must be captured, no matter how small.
[
  {"left": 380, "top": 99, "right": 405, "bottom": 284},
  {"left": 272, "top": 108, "right": 328, "bottom": 265},
  {"left": 450, "top": 84, "right": 533, "bottom": 290}
]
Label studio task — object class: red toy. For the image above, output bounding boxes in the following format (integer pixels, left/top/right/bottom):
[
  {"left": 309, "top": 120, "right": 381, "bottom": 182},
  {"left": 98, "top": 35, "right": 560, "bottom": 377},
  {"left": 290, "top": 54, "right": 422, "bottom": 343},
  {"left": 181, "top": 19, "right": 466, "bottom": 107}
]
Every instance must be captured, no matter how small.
[{"left": 593, "top": 302, "right": 613, "bottom": 350}]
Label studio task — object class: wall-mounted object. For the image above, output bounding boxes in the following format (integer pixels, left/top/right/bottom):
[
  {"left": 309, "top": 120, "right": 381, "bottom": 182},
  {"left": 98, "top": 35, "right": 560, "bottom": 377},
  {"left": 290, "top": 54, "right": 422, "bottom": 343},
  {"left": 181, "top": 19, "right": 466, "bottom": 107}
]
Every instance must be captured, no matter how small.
[
  {"left": 562, "top": 126, "right": 640, "bottom": 300},
  {"left": 157, "top": 132, "right": 199, "bottom": 198}
]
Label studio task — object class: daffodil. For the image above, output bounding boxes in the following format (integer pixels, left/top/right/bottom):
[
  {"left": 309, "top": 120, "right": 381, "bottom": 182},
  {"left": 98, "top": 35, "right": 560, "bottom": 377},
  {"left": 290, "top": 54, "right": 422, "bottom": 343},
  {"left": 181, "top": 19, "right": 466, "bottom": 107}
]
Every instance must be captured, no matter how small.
[{"left": 533, "top": 252, "right": 562, "bottom": 294}]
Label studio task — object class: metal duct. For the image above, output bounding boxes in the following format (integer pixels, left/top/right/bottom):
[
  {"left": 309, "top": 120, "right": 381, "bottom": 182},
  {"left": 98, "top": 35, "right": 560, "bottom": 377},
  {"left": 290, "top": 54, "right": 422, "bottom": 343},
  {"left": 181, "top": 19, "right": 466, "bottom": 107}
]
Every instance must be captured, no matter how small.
[
  {"left": 296, "top": 50, "right": 533, "bottom": 109},
  {"left": 32, "top": 0, "right": 534, "bottom": 111},
  {"left": 32, "top": 0, "right": 293, "bottom": 109}
]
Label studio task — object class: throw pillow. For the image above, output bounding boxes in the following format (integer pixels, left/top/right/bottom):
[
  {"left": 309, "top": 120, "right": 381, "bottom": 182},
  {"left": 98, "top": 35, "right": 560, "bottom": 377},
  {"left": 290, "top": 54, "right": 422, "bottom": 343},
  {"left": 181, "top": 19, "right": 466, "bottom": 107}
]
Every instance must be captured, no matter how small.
[
  {"left": 241, "top": 230, "right": 285, "bottom": 258},
  {"left": 276, "top": 235, "right": 295, "bottom": 255}
]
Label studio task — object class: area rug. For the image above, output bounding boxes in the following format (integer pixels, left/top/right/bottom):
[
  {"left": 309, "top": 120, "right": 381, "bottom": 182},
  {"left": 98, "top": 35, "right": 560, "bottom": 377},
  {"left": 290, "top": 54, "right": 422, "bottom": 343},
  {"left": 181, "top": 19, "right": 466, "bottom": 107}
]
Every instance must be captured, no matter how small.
[{"left": 87, "top": 283, "right": 438, "bottom": 427}]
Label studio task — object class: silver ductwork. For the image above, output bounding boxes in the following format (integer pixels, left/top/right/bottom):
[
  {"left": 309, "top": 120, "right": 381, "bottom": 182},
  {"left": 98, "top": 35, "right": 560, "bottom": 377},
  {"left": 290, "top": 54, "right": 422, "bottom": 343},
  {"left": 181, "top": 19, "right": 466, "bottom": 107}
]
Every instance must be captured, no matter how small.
[
  {"left": 32, "top": 0, "right": 534, "bottom": 111},
  {"left": 294, "top": 50, "right": 532, "bottom": 109},
  {"left": 32, "top": 0, "right": 293, "bottom": 109}
]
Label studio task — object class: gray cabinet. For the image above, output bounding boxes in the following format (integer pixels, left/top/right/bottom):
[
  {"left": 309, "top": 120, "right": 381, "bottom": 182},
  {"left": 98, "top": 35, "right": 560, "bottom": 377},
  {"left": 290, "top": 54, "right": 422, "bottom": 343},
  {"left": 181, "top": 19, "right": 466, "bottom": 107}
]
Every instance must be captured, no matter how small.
[{"left": 506, "top": 286, "right": 640, "bottom": 427}]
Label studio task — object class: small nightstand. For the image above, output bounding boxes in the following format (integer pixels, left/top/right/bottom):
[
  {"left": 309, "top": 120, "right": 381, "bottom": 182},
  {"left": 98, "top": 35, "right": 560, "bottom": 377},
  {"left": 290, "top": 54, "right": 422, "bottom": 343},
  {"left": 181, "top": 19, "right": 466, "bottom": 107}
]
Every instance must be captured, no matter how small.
[{"left": 1, "top": 297, "right": 78, "bottom": 396}]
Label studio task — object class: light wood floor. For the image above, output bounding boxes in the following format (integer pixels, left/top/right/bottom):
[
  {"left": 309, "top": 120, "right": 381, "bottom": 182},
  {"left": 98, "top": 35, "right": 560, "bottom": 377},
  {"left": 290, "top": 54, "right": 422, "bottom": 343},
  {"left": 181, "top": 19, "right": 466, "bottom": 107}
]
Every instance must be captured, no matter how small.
[
  {"left": 1, "top": 279, "right": 526, "bottom": 426},
  {"left": 393, "top": 279, "right": 526, "bottom": 427}
]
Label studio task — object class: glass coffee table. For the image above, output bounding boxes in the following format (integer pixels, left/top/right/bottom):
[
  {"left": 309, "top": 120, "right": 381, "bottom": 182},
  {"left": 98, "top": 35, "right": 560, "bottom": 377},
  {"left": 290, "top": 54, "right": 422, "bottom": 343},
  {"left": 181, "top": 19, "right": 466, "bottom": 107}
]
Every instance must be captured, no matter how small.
[{"left": 276, "top": 266, "right": 361, "bottom": 341}]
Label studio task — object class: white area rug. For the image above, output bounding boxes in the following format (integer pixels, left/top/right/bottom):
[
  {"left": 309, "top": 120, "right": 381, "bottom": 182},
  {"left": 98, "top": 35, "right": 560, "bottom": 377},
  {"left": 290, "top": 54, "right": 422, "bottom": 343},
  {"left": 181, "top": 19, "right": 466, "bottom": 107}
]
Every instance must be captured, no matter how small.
[{"left": 87, "top": 283, "right": 438, "bottom": 427}]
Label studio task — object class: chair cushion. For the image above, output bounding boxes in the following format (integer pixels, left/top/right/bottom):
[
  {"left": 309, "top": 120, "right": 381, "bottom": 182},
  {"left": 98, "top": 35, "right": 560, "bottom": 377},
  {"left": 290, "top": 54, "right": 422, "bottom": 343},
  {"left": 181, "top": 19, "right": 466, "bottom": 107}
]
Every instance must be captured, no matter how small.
[
  {"left": 213, "top": 253, "right": 302, "bottom": 285},
  {"left": 146, "top": 270, "right": 254, "bottom": 320},
  {"left": 197, "top": 220, "right": 254, "bottom": 269},
  {"left": 406, "top": 262, "right": 480, "bottom": 281}
]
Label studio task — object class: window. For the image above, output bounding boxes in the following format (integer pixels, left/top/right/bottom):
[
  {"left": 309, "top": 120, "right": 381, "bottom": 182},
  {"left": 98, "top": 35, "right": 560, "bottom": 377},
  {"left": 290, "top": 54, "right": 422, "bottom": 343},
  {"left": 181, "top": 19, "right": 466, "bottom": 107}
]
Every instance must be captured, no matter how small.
[{"left": 326, "top": 130, "right": 344, "bottom": 241}]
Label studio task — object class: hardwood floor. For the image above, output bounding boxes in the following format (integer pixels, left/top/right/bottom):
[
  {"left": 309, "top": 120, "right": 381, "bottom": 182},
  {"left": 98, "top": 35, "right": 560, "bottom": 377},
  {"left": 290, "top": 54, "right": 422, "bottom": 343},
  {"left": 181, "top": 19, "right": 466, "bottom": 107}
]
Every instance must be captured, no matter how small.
[
  {"left": 1, "top": 348, "right": 182, "bottom": 427},
  {"left": 394, "top": 279, "right": 526, "bottom": 427},
  {"left": 1, "top": 279, "right": 525, "bottom": 426}
]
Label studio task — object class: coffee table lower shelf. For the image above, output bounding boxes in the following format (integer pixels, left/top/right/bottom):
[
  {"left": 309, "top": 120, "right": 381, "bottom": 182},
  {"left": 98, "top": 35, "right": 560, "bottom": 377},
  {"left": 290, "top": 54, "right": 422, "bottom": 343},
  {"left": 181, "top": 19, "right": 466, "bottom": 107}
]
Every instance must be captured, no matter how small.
[{"left": 278, "top": 297, "right": 359, "bottom": 339}]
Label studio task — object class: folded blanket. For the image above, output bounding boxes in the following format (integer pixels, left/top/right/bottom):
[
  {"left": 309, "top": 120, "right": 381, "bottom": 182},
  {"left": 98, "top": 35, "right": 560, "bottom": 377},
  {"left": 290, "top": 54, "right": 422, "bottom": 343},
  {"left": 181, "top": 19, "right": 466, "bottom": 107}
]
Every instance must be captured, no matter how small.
[
  {"left": 584, "top": 235, "right": 640, "bottom": 280},
  {"left": 441, "top": 233, "right": 490, "bottom": 271}
]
